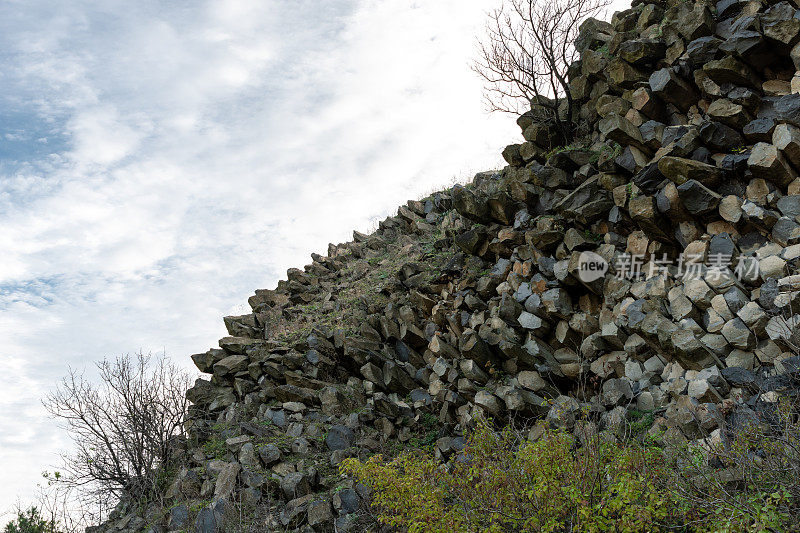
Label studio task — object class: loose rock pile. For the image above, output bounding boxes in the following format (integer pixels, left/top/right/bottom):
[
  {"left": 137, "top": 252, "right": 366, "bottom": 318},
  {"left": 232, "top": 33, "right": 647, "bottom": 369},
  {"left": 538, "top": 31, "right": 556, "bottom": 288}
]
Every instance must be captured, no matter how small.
[{"left": 93, "top": 0, "right": 800, "bottom": 531}]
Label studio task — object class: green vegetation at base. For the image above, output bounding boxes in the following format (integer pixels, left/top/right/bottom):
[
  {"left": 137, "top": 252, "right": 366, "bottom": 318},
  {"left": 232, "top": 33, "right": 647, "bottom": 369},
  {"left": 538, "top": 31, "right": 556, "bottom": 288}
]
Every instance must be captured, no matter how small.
[{"left": 342, "top": 412, "right": 800, "bottom": 533}]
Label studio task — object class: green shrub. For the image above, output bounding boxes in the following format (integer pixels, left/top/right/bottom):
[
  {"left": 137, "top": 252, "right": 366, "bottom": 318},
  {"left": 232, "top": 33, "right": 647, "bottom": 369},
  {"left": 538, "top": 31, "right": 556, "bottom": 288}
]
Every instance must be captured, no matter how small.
[
  {"left": 342, "top": 420, "right": 688, "bottom": 532},
  {"left": 3, "top": 507, "right": 58, "bottom": 533},
  {"left": 343, "top": 411, "right": 800, "bottom": 533},
  {"left": 202, "top": 434, "right": 229, "bottom": 460}
]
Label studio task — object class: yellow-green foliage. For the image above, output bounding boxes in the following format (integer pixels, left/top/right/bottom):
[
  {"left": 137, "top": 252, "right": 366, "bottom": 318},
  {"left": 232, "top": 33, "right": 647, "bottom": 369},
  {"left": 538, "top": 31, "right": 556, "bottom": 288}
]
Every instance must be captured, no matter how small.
[
  {"left": 342, "top": 417, "right": 800, "bottom": 533},
  {"left": 342, "top": 420, "right": 686, "bottom": 533}
]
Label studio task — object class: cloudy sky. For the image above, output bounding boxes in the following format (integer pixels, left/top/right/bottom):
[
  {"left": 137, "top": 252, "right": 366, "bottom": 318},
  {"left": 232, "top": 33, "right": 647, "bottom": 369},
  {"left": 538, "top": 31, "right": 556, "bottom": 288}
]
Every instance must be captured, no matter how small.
[{"left": 0, "top": 0, "right": 527, "bottom": 510}]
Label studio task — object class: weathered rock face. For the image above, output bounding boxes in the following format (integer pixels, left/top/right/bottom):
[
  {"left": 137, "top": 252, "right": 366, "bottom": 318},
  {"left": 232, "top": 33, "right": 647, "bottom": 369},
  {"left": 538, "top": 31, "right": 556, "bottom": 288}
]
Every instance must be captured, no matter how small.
[{"left": 94, "top": 0, "right": 800, "bottom": 531}]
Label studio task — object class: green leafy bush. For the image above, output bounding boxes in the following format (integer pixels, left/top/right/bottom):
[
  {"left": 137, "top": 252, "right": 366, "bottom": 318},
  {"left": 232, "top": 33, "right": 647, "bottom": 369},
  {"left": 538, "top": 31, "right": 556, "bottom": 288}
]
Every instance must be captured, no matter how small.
[
  {"left": 342, "top": 412, "right": 800, "bottom": 533},
  {"left": 3, "top": 507, "right": 58, "bottom": 533},
  {"left": 342, "top": 420, "right": 688, "bottom": 532}
]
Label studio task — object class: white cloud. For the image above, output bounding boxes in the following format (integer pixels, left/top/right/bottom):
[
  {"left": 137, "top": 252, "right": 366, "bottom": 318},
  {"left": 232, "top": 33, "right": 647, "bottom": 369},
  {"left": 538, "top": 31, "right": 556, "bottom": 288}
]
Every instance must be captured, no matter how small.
[{"left": 68, "top": 105, "right": 144, "bottom": 165}]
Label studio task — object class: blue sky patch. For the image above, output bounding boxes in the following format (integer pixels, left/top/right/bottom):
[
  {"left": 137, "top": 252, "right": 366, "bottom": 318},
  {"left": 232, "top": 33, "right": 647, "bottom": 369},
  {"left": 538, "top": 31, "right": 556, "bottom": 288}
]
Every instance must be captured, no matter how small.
[{"left": 0, "top": 109, "right": 70, "bottom": 165}]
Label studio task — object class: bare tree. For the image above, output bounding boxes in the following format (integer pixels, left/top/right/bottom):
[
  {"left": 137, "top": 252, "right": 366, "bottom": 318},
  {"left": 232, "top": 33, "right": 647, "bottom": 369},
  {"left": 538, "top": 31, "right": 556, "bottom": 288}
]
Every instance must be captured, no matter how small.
[
  {"left": 43, "top": 353, "right": 191, "bottom": 513},
  {"left": 473, "top": 0, "right": 609, "bottom": 144}
]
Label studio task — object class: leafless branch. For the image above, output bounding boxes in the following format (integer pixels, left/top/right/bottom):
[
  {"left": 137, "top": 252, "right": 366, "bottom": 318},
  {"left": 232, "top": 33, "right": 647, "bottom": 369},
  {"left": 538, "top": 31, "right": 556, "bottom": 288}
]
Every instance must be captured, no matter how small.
[
  {"left": 472, "top": 0, "right": 609, "bottom": 144},
  {"left": 42, "top": 352, "right": 191, "bottom": 513}
]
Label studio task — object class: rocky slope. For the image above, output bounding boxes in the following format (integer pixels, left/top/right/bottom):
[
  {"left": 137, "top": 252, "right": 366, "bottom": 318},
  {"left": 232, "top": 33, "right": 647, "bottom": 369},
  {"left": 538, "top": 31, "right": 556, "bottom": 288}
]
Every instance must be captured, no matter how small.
[{"left": 93, "top": 0, "right": 800, "bottom": 530}]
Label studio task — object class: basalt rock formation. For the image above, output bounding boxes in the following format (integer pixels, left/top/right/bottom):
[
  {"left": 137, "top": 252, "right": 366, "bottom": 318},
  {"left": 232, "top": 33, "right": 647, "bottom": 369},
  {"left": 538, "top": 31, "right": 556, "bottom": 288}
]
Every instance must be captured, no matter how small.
[{"left": 93, "top": 0, "right": 800, "bottom": 531}]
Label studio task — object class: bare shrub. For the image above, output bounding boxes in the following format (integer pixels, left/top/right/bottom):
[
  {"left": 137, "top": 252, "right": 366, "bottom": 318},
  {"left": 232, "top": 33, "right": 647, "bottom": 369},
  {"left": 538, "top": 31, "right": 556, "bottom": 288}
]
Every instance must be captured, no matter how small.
[
  {"left": 20, "top": 483, "right": 80, "bottom": 533},
  {"left": 473, "top": 0, "right": 609, "bottom": 143},
  {"left": 43, "top": 353, "right": 191, "bottom": 516},
  {"left": 664, "top": 381, "right": 800, "bottom": 531}
]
